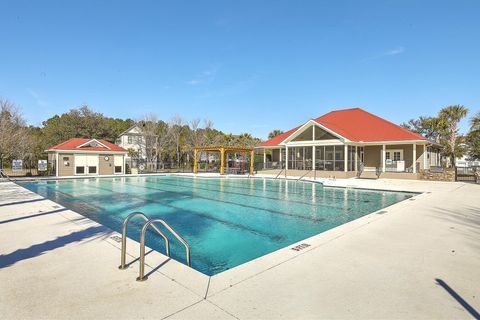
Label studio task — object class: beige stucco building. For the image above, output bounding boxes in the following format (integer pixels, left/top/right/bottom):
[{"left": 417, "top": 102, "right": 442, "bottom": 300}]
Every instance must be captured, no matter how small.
[
  {"left": 255, "top": 108, "right": 442, "bottom": 179},
  {"left": 46, "top": 138, "right": 128, "bottom": 177}
]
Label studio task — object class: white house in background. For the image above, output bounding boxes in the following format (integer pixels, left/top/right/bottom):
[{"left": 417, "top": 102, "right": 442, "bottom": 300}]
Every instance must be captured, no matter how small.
[
  {"left": 115, "top": 125, "right": 147, "bottom": 160},
  {"left": 456, "top": 155, "right": 480, "bottom": 168}
]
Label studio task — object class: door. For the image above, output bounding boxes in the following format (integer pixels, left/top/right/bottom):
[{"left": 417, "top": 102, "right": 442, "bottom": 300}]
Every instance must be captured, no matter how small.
[
  {"left": 86, "top": 155, "right": 98, "bottom": 175},
  {"left": 114, "top": 155, "right": 123, "bottom": 174},
  {"left": 74, "top": 154, "right": 99, "bottom": 175}
]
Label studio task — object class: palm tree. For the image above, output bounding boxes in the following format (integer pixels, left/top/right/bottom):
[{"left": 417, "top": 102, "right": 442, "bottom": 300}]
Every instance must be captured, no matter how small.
[
  {"left": 470, "top": 112, "right": 480, "bottom": 132},
  {"left": 466, "top": 112, "right": 480, "bottom": 161},
  {"left": 437, "top": 105, "right": 469, "bottom": 168},
  {"left": 268, "top": 129, "right": 284, "bottom": 139}
]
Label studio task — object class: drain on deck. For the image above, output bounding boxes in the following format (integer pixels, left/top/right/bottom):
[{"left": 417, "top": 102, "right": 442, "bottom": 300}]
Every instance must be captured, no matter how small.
[{"left": 291, "top": 243, "right": 311, "bottom": 251}]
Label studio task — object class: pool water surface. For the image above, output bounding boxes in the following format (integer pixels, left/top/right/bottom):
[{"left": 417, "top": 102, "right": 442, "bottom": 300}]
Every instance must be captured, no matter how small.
[{"left": 20, "top": 176, "right": 416, "bottom": 275}]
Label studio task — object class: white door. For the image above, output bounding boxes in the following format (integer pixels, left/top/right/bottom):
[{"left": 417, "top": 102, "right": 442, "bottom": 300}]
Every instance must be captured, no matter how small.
[
  {"left": 74, "top": 154, "right": 99, "bottom": 175},
  {"left": 74, "top": 155, "right": 87, "bottom": 175},
  {"left": 86, "top": 155, "right": 99, "bottom": 175},
  {"left": 114, "top": 155, "right": 123, "bottom": 174}
]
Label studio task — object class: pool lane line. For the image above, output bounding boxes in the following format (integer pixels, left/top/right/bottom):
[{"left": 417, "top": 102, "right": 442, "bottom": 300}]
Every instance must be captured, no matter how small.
[
  {"left": 140, "top": 176, "right": 363, "bottom": 213},
  {"left": 79, "top": 182, "right": 290, "bottom": 242},
  {"left": 170, "top": 175, "right": 415, "bottom": 200},
  {"left": 147, "top": 175, "right": 399, "bottom": 208},
  {"left": 119, "top": 180, "right": 340, "bottom": 222}
]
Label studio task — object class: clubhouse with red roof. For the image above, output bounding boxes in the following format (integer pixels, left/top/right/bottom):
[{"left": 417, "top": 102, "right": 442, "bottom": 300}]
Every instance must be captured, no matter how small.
[
  {"left": 255, "top": 108, "right": 442, "bottom": 179},
  {"left": 46, "top": 138, "right": 128, "bottom": 176}
]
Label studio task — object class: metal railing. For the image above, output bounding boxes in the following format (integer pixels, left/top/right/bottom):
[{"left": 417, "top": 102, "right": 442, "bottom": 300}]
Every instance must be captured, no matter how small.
[
  {"left": 137, "top": 218, "right": 190, "bottom": 281},
  {"left": 274, "top": 168, "right": 285, "bottom": 179},
  {"left": 118, "top": 212, "right": 170, "bottom": 270},
  {"left": 0, "top": 169, "right": 11, "bottom": 181},
  {"left": 297, "top": 169, "right": 313, "bottom": 181},
  {"left": 118, "top": 212, "right": 191, "bottom": 282}
]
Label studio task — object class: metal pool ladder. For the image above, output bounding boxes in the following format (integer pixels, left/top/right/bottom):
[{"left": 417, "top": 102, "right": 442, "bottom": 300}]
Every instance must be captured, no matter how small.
[{"left": 118, "top": 212, "right": 191, "bottom": 282}]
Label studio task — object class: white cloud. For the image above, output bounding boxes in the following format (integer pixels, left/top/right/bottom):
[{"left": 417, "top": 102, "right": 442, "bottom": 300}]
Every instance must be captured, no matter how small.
[
  {"left": 384, "top": 46, "right": 405, "bottom": 56},
  {"left": 186, "top": 65, "right": 221, "bottom": 86},
  {"left": 27, "top": 89, "right": 49, "bottom": 107},
  {"left": 366, "top": 46, "right": 406, "bottom": 61}
]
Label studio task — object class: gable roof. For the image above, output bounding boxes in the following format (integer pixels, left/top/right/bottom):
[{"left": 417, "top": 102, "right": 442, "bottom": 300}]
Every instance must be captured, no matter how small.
[
  {"left": 47, "top": 138, "right": 127, "bottom": 152},
  {"left": 118, "top": 125, "right": 142, "bottom": 137},
  {"left": 257, "top": 108, "right": 427, "bottom": 147}
]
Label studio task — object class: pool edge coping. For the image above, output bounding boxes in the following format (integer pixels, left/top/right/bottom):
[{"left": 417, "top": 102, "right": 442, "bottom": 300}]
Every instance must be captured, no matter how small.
[{"left": 11, "top": 174, "right": 426, "bottom": 298}]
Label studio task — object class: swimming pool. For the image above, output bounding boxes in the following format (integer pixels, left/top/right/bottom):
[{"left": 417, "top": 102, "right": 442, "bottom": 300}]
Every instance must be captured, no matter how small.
[{"left": 20, "top": 176, "right": 416, "bottom": 275}]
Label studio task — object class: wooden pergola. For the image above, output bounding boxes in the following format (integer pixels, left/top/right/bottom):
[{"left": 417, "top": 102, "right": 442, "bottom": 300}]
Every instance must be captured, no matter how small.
[{"left": 193, "top": 146, "right": 255, "bottom": 175}]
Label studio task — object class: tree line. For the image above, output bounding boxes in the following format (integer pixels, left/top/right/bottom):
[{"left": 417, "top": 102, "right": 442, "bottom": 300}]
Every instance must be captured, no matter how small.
[
  {"left": 401, "top": 105, "right": 479, "bottom": 167},
  {"left": 0, "top": 97, "right": 260, "bottom": 168}
]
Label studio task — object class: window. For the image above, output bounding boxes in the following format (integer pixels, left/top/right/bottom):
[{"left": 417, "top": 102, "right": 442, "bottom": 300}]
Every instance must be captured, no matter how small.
[
  {"left": 115, "top": 166, "right": 122, "bottom": 173},
  {"left": 393, "top": 152, "right": 401, "bottom": 161},
  {"left": 76, "top": 166, "right": 85, "bottom": 174},
  {"left": 88, "top": 166, "right": 97, "bottom": 174},
  {"left": 128, "top": 136, "right": 133, "bottom": 144},
  {"left": 385, "top": 152, "right": 390, "bottom": 160}
]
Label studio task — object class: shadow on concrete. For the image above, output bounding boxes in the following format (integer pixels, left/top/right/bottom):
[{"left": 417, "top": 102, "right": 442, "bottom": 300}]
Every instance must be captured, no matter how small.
[
  {"left": 0, "top": 225, "right": 112, "bottom": 268},
  {"left": 145, "top": 258, "right": 171, "bottom": 278},
  {"left": 0, "top": 197, "right": 45, "bottom": 207},
  {"left": 0, "top": 208, "right": 68, "bottom": 225},
  {"left": 430, "top": 204, "right": 480, "bottom": 251},
  {"left": 435, "top": 278, "right": 480, "bottom": 319},
  {"left": 124, "top": 249, "right": 154, "bottom": 268}
]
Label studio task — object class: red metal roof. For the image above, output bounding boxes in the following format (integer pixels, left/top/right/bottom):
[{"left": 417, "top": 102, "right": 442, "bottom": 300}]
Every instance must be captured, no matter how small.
[
  {"left": 257, "top": 108, "right": 427, "bottom": 147},
  {"left": 48, "top": 138, "right": 127, "bottom": 152}
]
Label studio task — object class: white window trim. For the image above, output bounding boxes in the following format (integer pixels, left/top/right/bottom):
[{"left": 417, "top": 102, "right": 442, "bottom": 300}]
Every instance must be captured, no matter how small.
[{"left": 385, "top": 149, "right": 404, "bottom": 161}]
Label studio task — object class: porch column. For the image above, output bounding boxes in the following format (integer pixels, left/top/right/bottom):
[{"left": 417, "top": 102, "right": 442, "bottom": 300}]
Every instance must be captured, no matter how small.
[
  {"left": 312, "top": 145, "right": 316, "bottom": 171},
  {"left": 355, "top": 146, "right": 358, "bottom": 171},
  {"left": 344, "top": 144, "right": 348, "bottom": 172},
  {"left": 263, "top": 149, "right": 266, "bottom": 169},
  {"left": 285, "top": 147, "right": 289, "bottom": 170},
  {"left": 423, "top": 144, "right": 427, "bottom": 170},
  {"left": 382, "top": 144, "right": 386, "bottom": 173},
  {"left": 55, "top": 153, "right": 59, "bottom": 177},
  {"left": 413, "top": 143, "right": 417, "bottom": 173}
]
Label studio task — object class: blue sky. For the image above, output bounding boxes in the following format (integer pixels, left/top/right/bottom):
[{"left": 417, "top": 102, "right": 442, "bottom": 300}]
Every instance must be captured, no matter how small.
[{"left": 1, "top": 0, "right": 479, "bottom": 138}]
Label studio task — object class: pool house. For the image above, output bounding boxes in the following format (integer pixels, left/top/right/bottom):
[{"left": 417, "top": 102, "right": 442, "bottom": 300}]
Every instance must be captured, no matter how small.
[
  {"left": 255, "top": 108, "right": 442, "bottom": 179},
  {"left": 46, "top": 138, "right": 128, "bottom": 177}
]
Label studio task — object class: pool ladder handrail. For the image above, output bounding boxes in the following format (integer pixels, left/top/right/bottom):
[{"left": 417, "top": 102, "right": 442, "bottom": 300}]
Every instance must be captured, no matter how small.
[
  {"left": 137, "top": 218, "right": 190, "bottom": 281},
  {"left": 0, "top": 169, "right": 11, "bottom": 181},
  {"left": 297, "top": 169, "right": 313, "bottom": 181},
  {"left": 118, "top": 212, "right": 191, "bottom": 282},
  {"left": 118, "top": 212, "right": 170, "bottom": 270},
  {"left": 275, "top": 168, "right": 285, "bottom": 179}
]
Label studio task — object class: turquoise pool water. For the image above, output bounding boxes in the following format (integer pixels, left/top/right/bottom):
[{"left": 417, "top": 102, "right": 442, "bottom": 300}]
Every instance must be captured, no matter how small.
[{"left": 20, "top": 176, "right": 415, "bottom": 275}]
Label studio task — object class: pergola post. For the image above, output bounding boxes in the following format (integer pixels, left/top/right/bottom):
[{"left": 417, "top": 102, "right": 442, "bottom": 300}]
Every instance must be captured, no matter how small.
[
  {"left": 220, "top": 148, "right": 225, "bottom": 175},
  {"left": 413, "top": 143, "right": 417, "bottom": 173},
  {"left": 250, "top": 150, "right": 254, "bottom": 175},
  {"left": 193, "top": 149, "right": 198, "bottom": 174},
  {"left": 382, "top": 144, "right": 386, "bottom": 173}
]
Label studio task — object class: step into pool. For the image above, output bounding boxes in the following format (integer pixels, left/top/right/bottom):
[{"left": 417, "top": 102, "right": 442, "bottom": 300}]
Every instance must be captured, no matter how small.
[{"left": 20, "top": 176, "right": 416, "bottom": 275}]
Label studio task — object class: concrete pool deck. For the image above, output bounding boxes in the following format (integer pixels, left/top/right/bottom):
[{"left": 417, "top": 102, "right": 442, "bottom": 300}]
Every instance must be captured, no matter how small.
[{"left": 1, "top": 175, "right": 479, "bottom": 319}]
